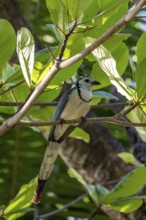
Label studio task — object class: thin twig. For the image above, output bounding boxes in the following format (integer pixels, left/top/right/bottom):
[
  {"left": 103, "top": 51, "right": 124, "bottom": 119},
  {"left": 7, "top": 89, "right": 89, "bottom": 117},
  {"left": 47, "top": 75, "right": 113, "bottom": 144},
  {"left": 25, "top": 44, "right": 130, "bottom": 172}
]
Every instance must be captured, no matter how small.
[
  {"left": 37, "top": 193, "right": 87, "bottom": 219},
  {"left": 88, "top": 206, "right": 101, "bottom": 220},
  {"left": 57, "top": 21, "right": 77, "bottom": 61},
  {"left": 0, "top": 101, "right": 132, "bottom": 108},
  {"left": 45, "top": 44, "right": 57, "bottom": 61},
  {"left": 0, "top": 80, "right": 25, "bottom": 95}
]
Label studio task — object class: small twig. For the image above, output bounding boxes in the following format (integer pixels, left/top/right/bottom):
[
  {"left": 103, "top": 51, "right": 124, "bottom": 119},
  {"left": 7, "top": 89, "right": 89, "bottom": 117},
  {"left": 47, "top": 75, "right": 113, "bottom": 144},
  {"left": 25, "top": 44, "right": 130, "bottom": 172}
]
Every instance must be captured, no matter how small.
[
  {"left": 133, "top": 15, "right": 146, "bottom": 19},
  {"left": 58, "top": 21, "right": 77, "bottom": 61},
  {"left": 45, "top": 44, "right": 57, "bottom": 61},
  {"left": 0, "top": 80, "right": 25, "bottom": 95},
  {"left": 33, "top": 204, "right": 39, "bottom": 220},
  {"left": 114, "top": 101, "right": 140, "bottom": 119},
  {"left": 55, "top": 24, "right": 66, "bottom": 36},
  {"left": 37, "top": 193, "right": 87, "bottom": 219},
  {"left": 88, "top": 205, "right": 101, "bottom": 220},
  {"left": 0, "top": 101, "right": 132, "bottom": 108}
]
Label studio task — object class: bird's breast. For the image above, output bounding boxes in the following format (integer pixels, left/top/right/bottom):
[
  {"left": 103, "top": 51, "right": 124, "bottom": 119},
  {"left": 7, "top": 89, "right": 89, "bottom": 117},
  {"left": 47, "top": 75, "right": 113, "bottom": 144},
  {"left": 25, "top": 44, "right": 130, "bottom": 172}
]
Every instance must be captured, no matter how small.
[{"left": 60, "top": 89, "right": 92, "bottom": 120}]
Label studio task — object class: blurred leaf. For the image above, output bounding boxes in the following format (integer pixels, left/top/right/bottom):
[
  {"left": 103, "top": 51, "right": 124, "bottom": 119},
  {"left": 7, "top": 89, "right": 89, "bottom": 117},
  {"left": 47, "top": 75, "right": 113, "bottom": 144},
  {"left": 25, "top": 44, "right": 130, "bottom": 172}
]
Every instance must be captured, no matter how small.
[
  {"left": 93, "top": 91, "right": 118, "bottom": 100},
  {"left": 17, "top": 28, "right": 35, "bottom": 88},
  {"left": 104, "top": 166, "right": 146, "bottom": 203},
  {"left": 46, "top": 24, "right": 62, "bottom": 42},
  {"left": 118, "top": 152, "right": 138, "bottom": 165},
  {"left": 107, "top": 196, "right": 144, "bottom": 213},
  {"left": 70, "top": 127, "right": 90, "bottom": 143},
  {"left": 127, "top": 106, "right": 146, "bottom": 142},
  {"left": 68, "top": 168, "right": 99, "bottom": 203},
  {"left": 135, "top": 57, "right": 146, "bottom": 99},
  {"left": 46, "top": 0, "right": 95, "bottom": 35},
  {"left": 46, "top": 0, "right": 68, "bottom": 36},
  {"left": 4, "top": 178, "right": 36, "bottom": 220},
  {"left": 136, "top": 32, "right": 146, "bottom": 64},
  {"left": 0, "top": 19, "right": 16, "bottom": 78}
]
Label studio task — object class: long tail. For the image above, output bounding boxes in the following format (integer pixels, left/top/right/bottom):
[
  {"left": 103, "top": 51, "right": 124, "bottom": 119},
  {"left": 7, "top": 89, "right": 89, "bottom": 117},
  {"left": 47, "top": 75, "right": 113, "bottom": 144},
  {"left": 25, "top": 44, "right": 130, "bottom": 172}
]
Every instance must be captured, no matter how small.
[{"left": 33, "top": 141, "right": 60, "bottom": 204}]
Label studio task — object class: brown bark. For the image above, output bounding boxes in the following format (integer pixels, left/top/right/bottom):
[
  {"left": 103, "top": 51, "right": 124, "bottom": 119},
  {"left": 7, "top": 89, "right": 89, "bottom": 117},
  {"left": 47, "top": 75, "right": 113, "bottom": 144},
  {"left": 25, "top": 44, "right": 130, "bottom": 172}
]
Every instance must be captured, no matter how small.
[{"left": 60, "top": 117, "right": 133, "bottom": 186}]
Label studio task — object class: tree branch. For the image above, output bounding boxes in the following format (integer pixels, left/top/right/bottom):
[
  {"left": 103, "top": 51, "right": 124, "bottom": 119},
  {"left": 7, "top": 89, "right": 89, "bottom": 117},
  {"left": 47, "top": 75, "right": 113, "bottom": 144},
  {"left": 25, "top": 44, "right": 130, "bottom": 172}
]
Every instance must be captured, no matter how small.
[
  {"left": 15, "top": 117, "right": 146, "bottom": 128},
  {"left": 0, "top": 0, "right": 145, "bottom": 136}
]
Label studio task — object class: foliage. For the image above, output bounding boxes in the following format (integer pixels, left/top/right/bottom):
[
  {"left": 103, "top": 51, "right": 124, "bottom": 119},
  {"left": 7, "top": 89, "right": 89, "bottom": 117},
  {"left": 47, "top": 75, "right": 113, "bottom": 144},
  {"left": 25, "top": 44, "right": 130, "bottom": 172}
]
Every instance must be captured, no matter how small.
[{"left": 0, "top": 0, "right": 146, "bottom": 219}]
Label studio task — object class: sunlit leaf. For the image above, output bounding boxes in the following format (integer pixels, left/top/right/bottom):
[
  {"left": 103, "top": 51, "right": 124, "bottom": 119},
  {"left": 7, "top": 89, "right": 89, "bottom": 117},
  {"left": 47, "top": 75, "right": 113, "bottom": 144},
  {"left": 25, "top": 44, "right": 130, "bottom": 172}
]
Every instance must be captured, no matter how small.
[
  {"left": 135, "top": 57, "right": 146, "bottom": 99},
  {"left": 17, "top": 28, "right": 35, "bottom": 87},
  {"left": 136, "top": 32, "right": 146, "bottom": 64},
  {"left": 104, "top": 166, "right": 146, "bottom": 203},
  {"left": 118, "top": 152, "right": 138, "bottom": 165},
  {"left": 85, "top": 38, "right": 132, "bottom": 100},
  {"left": 4, "top": 178, "right": 37, "bottom": 220},
  {"left": 107, "top": 196, "right": 144, "bottom": 213},
  {"left": 70, "top": 127, "right": 90, "bottom": 143},
  {"left": 127, "top": 106, "right": 146, "bottom": 142},
  {"left": 0, "top": 19, "right": 16, "bottom": 78}
]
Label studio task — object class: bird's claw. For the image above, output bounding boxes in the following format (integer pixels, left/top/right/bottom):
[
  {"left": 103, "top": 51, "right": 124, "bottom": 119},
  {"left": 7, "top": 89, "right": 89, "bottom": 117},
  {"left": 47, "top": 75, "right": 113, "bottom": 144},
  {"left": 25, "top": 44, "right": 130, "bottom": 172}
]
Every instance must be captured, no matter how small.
[
  {"left": 80, "top": 116, "right": 86, "bottom": 125},
  {"left": 60, "top": 118, "right": 66, "bottom": 127}
]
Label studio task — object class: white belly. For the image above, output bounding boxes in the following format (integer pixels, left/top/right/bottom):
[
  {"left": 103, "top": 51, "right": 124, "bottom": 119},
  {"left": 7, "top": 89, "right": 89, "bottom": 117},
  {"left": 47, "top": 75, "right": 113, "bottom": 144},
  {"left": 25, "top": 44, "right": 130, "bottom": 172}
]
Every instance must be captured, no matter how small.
[{"left": 54, "top": 89, "right": 92, "bottom": 140}]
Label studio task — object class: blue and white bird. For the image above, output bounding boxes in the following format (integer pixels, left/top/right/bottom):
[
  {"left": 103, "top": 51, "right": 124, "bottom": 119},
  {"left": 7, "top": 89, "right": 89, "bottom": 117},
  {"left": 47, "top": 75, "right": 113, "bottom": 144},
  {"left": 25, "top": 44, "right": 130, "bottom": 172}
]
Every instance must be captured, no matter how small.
[{"left": 33, "top": 73, "right": 100, "bottom": 203}]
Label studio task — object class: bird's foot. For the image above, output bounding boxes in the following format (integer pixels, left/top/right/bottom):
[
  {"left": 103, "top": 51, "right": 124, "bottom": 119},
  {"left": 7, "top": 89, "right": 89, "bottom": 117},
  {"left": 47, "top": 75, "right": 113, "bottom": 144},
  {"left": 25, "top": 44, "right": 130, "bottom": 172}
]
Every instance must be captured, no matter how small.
[
  {"left": 59, "top": 118, "right": 66, "bottom": 127},
  {"left": 80, "top": 116, "right": 86, "bottom": 125}
]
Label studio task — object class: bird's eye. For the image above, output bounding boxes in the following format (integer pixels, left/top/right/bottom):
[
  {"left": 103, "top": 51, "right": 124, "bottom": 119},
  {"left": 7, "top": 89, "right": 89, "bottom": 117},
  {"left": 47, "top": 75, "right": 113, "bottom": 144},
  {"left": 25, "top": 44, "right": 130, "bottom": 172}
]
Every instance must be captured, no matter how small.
[{"left": 84, "top": 79, "right": 89, "bottom": 83}]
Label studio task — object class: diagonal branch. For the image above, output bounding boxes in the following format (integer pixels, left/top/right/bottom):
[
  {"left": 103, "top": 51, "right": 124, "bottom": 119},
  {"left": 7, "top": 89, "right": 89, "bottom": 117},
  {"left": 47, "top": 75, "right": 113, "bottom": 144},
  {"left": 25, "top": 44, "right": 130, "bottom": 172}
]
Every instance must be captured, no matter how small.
[{"left": 0, "top": 0, "right": 145, "bottom": 136}]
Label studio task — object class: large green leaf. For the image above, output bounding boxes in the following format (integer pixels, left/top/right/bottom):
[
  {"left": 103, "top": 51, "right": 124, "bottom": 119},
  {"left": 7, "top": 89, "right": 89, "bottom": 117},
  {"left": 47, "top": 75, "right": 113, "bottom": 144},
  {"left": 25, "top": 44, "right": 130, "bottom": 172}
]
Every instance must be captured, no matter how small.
[
  {"left": 69, "top": 127, "right": 90, "bottom": 143},
  {"left": 4, "top": 179, "right": 36, "bottom": 220},
  {"left": 104, "top": 166, "right": 146, "bottom": 203},
  {"left": 46, "top": 0, "right": 95, "bottom": 35},
  {"left": 107, "top": 196, "right": 144, "bottom": 213},
  {"left": 135, "top": 57, "right": 146, "bottom": 99},
  {"left": 127, "top": 106, "right": 146, "bottom": 142},
  {"left": 86, "top": 39, "right": 132, "bottom": 100},
  {"left": 136, "top": 32, "right": 146, "bottom": 64},
  {"left": 17, "top": 28, "right": 35, "bottom": 88},
  {"left": 0, "top": 19, "right": 16, "bottom": 78}
]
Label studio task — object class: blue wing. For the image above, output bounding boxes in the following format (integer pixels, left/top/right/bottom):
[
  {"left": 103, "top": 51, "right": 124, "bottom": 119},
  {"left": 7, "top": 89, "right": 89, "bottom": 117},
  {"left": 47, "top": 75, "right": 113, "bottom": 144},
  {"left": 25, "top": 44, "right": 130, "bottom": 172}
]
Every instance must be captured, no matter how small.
[{"left": 48, "top": 87, "right": 75, "bottom": 141}]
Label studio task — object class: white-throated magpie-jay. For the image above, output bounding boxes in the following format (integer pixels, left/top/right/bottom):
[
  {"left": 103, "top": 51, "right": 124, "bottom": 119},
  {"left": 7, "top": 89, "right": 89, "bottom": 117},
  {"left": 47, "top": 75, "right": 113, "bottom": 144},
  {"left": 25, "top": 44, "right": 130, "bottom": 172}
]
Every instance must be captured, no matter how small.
[{"left": 33, "top": 74, "right": 100, "bottom": 203}]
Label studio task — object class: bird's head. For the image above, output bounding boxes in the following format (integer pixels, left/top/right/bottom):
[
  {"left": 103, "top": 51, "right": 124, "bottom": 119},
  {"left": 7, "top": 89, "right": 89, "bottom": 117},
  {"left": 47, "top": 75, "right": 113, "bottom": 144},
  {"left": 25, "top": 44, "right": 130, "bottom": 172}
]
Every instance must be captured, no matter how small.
[{"left": 77, "top": 74, "right": 100, "bottom": 90}]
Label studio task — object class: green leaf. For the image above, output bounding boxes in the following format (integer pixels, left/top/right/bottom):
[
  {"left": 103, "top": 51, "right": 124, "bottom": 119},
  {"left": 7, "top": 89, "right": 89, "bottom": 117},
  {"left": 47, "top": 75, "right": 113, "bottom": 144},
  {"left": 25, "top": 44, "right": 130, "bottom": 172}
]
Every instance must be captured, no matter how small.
[
  {"left": 68, "top": 168, "right": 99, "bottom": 203},
  {"left": 66, "top": 0, "right": 95, "bottom": 22},
  {"left": 136, "top": 32, "right": 146, "bottom": 64},
  {"left": 118, "top": 152, "right": 138, "bottom": 165},
  {"left": 127, "top": 106, "right": 146, "bottom": 142},
  {"left": 93, "top": 91, "right": 118, "bottom": 100},
  {"left": 4, "top": 178, "right": 37, "bottom": 220},
  {"left": 0, "top": 19, "right": 16, "bottom": 78},
  {"left": 17, "top": 28, "right": 35, "bottom": 88},
  {"left": 85, "top": 39, "right": 132, "bottom": 100},
  {"left": 46, "top": 0, "right": 95, "bottom": 35},
  {"left": 108, "top": 196, "right": 144, "bottom": 213},
  {"left": 135, "top": 57, "right": 146, "bottom": 99},
  {"left": 46, "top": 0, "right": 68, "bottom": 35},
  {"left": 69, "top": 127, "right": 90, "bottom": 143},
  {"left": 104, "top": 166, "right": 146, "bottom": 204}
]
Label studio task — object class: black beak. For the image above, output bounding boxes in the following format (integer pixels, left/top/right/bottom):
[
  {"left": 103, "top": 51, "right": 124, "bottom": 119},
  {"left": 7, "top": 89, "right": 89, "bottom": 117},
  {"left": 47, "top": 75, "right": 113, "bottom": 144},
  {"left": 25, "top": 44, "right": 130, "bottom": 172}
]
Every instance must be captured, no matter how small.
[{"left": 92, "top": 80, "right": 101, "bottom": 85}]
